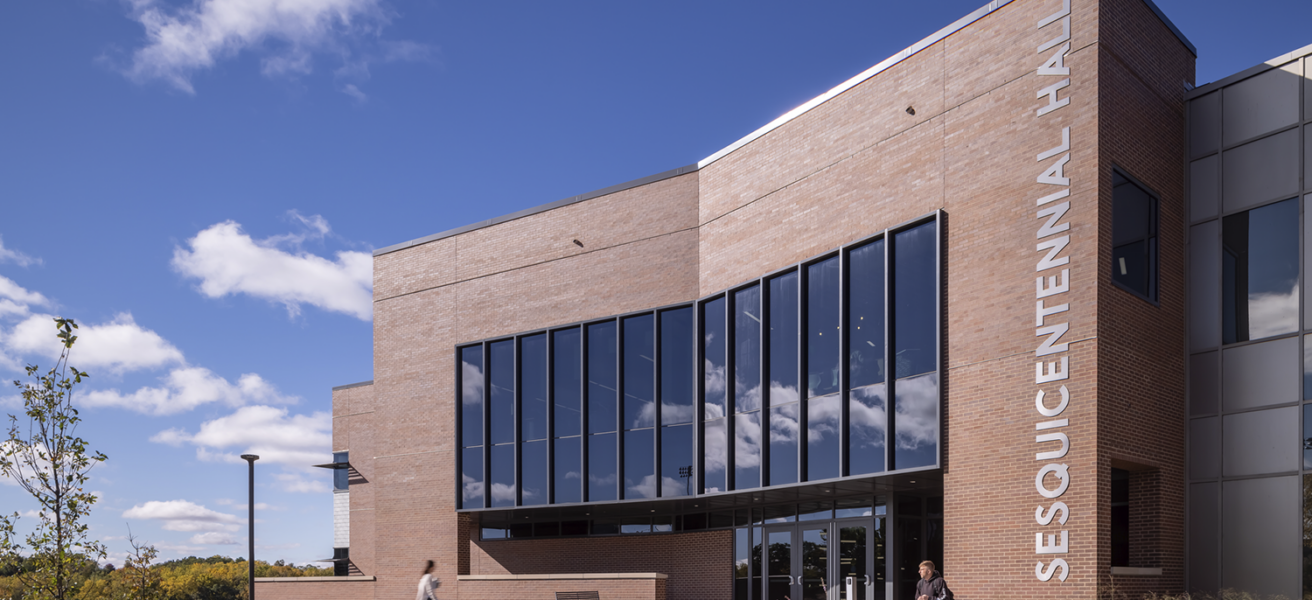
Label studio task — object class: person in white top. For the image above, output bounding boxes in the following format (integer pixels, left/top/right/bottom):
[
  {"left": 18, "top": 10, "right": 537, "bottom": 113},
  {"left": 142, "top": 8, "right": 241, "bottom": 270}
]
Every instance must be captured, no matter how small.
[{"left": 416, "top": 559, "right": 438, "bottom": 600}]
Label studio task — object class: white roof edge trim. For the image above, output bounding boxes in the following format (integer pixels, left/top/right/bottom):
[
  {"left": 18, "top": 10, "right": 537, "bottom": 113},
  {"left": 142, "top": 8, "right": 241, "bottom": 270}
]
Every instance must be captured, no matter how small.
[
  {"left": 1187, "top": 42, "right": 1312, "bottom": 100},
  {"left": 697, "top": 0, "right": 1013, "bottom": 170}
]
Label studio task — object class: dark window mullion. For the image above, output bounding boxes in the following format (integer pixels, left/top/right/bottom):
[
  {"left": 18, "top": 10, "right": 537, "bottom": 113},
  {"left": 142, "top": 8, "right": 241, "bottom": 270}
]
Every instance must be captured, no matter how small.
[
  {"left": 655, "top": 311, "right": 664, "bottom": 497},
  {"left": 693, "top": 304, "right": 702, "bottom": 496},
  {"left": 454, "top": 349, "right": 463, "bottom": 508},
  {"left": 514, "top": 336, "right": 522, "bottom": 506},
  {"left": 840, "top": 249, "right": 851, "bottom": 478},
  {"left": 760, "top": 276, "right": 771, "bottom": 489},
  {"left": 727, "top": 291, "right": 737, "bottom": 491},
  {"left": 885, "top": 229, "right": 896, "bottom": 473},
  {"left": 799, "top": 264, "right": 809, "bottom": 482},
  {"left": 482, "top": 341, "right": 492, "bottom": 510},
  {"left": 617, "top": 319, "right": 625, "bottom": 501},
  {"left": 547, "top": 332, "right": 556, "bottom": 505},
  {"left": 935, "top": 213, "right": 944, "bottom": 469},
  {"left": 582, "top": 331, "right": 590, "bottom": 503}
]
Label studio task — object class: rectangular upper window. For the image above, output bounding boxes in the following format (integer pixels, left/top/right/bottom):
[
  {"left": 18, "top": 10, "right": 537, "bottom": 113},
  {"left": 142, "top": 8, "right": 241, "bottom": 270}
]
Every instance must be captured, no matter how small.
[
  {"left": 454, "top": 212, "right": 941, "bottom": 511},
  {"left": 1111, "top": 171, "right": 1159, "bottom": 302}
]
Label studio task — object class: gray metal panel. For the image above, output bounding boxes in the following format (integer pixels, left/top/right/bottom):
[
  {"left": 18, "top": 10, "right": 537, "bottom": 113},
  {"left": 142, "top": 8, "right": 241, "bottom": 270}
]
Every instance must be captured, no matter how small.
[
  {"left": 1189, "top": 220, "right": 1221, "bottom": 351},
  {"left": 1187, "top": 482, "right": 1219, "bottom": 594},
  {"left": 1189, "top": 352, "right": 1218, "bottom": 416},
  {"left": 1221, "top": 476, "right": 1300, "bottom": 599},
  {"left": 1222, "top": 336, "right": 1300, "bottom": 411},
  {"left": 1189, "top": 156, "right": 1219, "bottom": 222},
  {"left": 1221, "top": 61, "right": 1301, "bottom": 147},
  {"left": 1306, "top": 130, "right": 1311, "bottom": 191},
  {"left": 1305, "top": 58, "right": 1311, "bottom": 121},
  {"left": 1189, "top": 417, "right": 1220, "bottom": 479},
  {"left": 1306, "top": 200, "right": 1312, "bottom": 326},
  {"left": 1222, "top": 129, "right": 1301, "bottom": 213},
  {"left": 1221, "top": 407, "right": 1299, "bottom": 476},
  {"left": 1189, "top": 92, "right": 1221, "bottom": 159}
]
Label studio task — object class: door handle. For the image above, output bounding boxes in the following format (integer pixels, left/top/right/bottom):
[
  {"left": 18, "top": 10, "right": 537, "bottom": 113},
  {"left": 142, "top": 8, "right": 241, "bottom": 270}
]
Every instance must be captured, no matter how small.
[
  {"left": 863, "top": 575, "right": 871, "bottom": 586},
  {"left": 787, "top": 575, "right": 795, "bottom": 585}
]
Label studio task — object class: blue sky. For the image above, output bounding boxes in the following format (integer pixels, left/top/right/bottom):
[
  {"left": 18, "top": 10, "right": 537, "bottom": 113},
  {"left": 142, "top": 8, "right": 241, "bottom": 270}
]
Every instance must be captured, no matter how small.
[{"left": 0, "top": 0, "right": 1307, "bottom": 568}]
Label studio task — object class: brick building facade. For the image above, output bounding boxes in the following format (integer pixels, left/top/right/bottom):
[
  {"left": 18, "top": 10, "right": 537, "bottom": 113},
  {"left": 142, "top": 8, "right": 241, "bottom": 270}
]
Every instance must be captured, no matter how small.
[{"left": 257, "top": 0, "right": 1312, "bottom": 598}]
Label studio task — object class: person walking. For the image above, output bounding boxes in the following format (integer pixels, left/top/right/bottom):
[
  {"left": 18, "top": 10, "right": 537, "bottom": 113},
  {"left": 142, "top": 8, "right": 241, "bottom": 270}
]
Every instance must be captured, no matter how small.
[
  {"left": 417, "top": 560, "right": 439, "bottom": 600},
  {"left": 915, "top": 560, "right": 952, "bottom": 600}
]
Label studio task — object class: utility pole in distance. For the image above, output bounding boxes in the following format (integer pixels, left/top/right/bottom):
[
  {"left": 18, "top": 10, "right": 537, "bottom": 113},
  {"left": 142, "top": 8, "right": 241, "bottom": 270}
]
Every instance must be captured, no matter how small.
[{"left": 241, "top": 454, "right": 259, "bottom": 600}]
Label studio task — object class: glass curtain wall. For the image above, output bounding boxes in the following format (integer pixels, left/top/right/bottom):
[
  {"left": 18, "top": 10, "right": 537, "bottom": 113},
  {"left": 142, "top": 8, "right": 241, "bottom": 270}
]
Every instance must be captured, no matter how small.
[
  {"left": 704, "top": 297, "right": 729, "bottom": 494},
  {"left": 520, "top": 334, "right": 548, "bottom": 506},
  {"left": 735, "top": 285, "right": 763, "bottom": 490},
  {"left": 488, "top": 340, "right": 515, "bottom": 508},
  {"left": 553, "top": 328, "right": 583, "bottom": 504},
  {"left": 623, "top": 315, "right": 657, "bottom": 499},
  {"left": 588, "top": 321, "right": 619, "bottom": 502},
  {"left": 456, "top": 213, "right": 940, "bottom": 510},
  {"left": 459, "top": 346, "right": 484, "bottom": 509},
  {"left": 768, "top": 272, "right": 801, "bottom": 487}
]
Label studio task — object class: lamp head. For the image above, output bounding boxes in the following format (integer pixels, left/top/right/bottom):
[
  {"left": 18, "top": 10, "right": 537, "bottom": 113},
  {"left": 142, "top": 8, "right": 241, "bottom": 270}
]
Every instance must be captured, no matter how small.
[{"left": 240, "top": 454, "right": 259, "bottom": 462}]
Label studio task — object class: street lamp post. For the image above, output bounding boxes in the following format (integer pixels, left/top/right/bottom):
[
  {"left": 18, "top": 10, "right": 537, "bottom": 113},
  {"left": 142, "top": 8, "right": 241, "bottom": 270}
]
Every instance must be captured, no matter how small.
[{"left": 241, "top": 454, "right": 259, "bottom": 600}]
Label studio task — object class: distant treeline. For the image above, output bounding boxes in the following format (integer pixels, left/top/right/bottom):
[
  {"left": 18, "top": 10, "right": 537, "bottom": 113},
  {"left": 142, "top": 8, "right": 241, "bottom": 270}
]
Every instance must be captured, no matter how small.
[{"left": 0, "top": 554, "right": 331, "bottom": 600}]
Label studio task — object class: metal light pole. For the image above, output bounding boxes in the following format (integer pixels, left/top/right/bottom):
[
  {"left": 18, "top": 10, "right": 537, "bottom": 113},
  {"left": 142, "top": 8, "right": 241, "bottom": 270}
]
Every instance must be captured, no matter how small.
[{"left": 241, "top": 454, "right": 259, "bottom": 600}]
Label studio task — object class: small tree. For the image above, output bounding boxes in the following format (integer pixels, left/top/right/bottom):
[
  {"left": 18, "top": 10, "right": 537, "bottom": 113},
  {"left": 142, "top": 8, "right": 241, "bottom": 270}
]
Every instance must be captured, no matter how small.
[
  {"left": 0, "top": 318, "right": 107, "bottom": 600},
  {"left": 121, "top": 527, "right": 160, "bottom": 600}
]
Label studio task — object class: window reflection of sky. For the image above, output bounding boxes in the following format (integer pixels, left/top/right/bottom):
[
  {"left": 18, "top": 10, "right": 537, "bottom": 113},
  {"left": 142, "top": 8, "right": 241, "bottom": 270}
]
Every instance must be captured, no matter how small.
[
  {"left": 808, "top": 257, "right": 841, "bottom": 397},
  {"left": 489, "top": 340, "right": 515, "bottom": 445},
  {"left": 808, "top": 394, "right": 840, "bottom": 480},
  {"left": 895, "top": 373, "right": 938, "bottom": 470},
  {"left": 850, "top": 383, "right": 886, "bottom": 475},
  {"left": 459, "top": 220, "right": 940, "bottom": 509},
  {"left": 588, "top": 321, "right": 617, "bottom": 434},
  {"left": 624, "top": 315, "right": 656, "bottom": 429},
  {"left": 660, "top": 308, "right": 695, "bottom": 425},
  {"left": 553, "top": 328, "right": 582, "bottom": 438}
]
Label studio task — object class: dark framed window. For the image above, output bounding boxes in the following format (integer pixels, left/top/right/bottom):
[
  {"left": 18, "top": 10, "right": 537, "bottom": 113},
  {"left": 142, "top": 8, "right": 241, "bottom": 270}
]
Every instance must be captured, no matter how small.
[
  {"left": 1222, "top": 197, "right": 1299, "bottom": 344},
  {"left": 456, "top": 212, "right": 941, "bottom": 512},
  {"left": 1111, "top": 170, "right": 1159, "bottom": 301}
]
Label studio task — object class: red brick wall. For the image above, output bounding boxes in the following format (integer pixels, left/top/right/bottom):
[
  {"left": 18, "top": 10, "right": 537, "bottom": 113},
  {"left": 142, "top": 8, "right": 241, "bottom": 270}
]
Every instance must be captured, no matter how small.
[
  {"left": 1094, "top": 0, "right": 1193, "bottom": 595},
  {"left": 282, "top": 1, "right": 1197, "bottom": 600}
]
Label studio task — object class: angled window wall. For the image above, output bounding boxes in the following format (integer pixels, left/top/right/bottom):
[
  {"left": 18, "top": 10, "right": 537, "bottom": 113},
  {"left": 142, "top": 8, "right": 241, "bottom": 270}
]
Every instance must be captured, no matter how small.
[{"left": 456, "top": 212, "right": 941, "bottom": 510}]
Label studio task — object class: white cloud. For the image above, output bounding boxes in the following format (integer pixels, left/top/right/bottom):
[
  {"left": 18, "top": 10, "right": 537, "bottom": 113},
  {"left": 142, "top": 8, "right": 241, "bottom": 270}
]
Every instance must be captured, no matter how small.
[
  {"left": 88, "top": 366, "right": 293, "bottom": 415},
  {"left": 154, "top": 542, "right": 208, "bottom": 556},
  {"left": 214, "top": 499, "right": 280, "bottom": 511},
  {"left": 0, "top": 237, "right": 41, "bottom": 268},
  {"left": 125, "top": 0, "right": 384, "bottom": 93},
  {"left": 1247, "top": 283, "right": 1299, "bottom": 339},
  {"left": 0, "top": 276, "right": 47, "bottom": 309},
  {"left": 6, "top": 312, "right": 183, "bottom": 374},
  {"left": 190, "top": 532, "right": 239, "bottom": 545},
  {"left": 274, "top": 472, "right": 329, "bottom": 494},
  {"left": 172, "top": 220, "right": 372, "bottom": 320},
  {"left": 152, "top": 405, "right": 331, "bottom": 467},
  {"left": 894, "top": 374, "right": 938, "bottom": 451},
  {"left": 122, "top": 0, "right": 434, "bottom": 95},
  {"left": 340, "top": 83, "right": 367, "bottom": 103},
  {"left": 123, "top": 500, "right": 243, "bottom": 532}
]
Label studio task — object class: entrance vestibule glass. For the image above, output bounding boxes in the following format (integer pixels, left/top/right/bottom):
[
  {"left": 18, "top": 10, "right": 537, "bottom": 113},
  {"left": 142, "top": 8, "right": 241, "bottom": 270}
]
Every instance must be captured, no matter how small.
[{"left": 758, "top": 518, "right": 882, "bottom": 600}]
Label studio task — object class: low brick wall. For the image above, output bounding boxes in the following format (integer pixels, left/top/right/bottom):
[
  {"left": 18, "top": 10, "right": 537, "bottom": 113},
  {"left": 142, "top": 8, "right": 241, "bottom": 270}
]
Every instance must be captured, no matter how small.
[
  {"left": 254, "top": 575, "right": 374, "bottom": 600},
  {"left": 457, "top": 573, "right": 667, "bottom": 600}
]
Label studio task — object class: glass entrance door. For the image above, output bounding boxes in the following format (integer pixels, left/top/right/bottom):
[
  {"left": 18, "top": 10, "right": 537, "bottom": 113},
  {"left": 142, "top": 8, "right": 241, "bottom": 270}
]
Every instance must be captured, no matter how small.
[
  {"left": 761, "top": 519, "right": 882, "bottom": 600},
  {"left": 799, "top": 525, "right": 829, "bottom": 600},
  {"left": 765, "top": 528, "right": 794, "bottom": 600}
]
